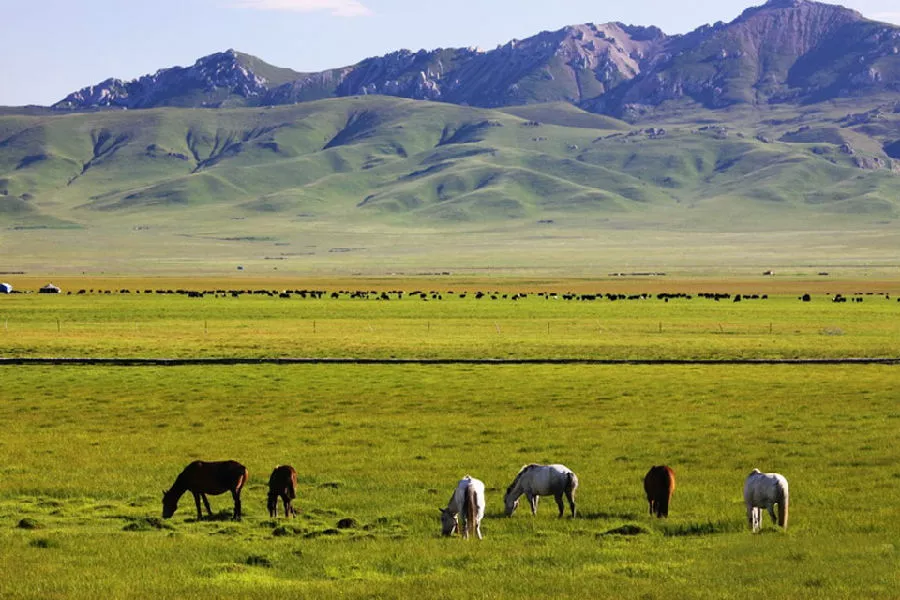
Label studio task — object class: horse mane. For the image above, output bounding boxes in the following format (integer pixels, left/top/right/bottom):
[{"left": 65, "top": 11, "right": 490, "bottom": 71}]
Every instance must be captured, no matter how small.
[{"left": 506, "top": 464, "right": 539, "bottom": 494}]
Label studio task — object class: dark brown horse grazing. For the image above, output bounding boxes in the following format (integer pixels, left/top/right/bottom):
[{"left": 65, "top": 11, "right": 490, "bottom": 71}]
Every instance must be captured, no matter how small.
[
  {"left": 643, "top": 465, "right": 676, "bottom": 518},
  {"left": 162, "top": 460, "right": 249, "bottom": 521},
  {"left": 267, "top": 465, "right": 298, "bottom": 518}
]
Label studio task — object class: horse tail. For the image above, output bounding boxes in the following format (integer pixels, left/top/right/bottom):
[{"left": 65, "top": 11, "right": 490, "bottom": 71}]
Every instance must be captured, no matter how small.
[
  {"left": 566, "top": 471, "right": 578, "bottom": 494},
  {"left": 463, "top": 482, "right": 477, "bottom": 538},
  {"left": 664, "top": 466, "right": 675, "bottom": 516},
  {"left": 287, "top": 478, "right": 297, "bottom": 500},
  {"left": 288, "top": 467, "right": 297, "bottom": 500},
  {"left": 777, "top": 481, "right": 789, "bottom": 529}
]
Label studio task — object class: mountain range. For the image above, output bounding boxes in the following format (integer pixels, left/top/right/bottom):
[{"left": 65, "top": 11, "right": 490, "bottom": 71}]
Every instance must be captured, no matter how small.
[{"left": 52, "top": 0, "right": 900, "bottom": 118}]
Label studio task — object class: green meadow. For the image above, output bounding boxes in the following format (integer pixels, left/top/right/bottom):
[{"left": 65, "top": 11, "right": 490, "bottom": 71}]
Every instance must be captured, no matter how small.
[
  {"left": 2, "top": 96, "right": 900, "bottom": 279},
  {"left": 0, "top": 283, "right": 898, "bottom": 598},
  {"left": 0, "top": 281, "right": 899, "bottom": 360}
]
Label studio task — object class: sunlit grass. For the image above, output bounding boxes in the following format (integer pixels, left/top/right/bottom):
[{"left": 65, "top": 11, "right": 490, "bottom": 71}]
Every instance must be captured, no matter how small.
[
  {"left": 0, "top": 362, "right": 897, "bottom": 598},
  {"left": 1, "top": 286, "right": 898, "bottom": 360}
]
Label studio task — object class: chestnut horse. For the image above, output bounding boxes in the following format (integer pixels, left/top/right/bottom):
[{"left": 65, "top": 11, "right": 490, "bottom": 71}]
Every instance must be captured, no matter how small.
[
  {"left": 162, "top": 460, "right": 249, "bottom": 521},
  {"left": 267, "top": 465, "right": 298, "bottom": 518},
  {"left": 643, "top": 465, "right": 676, "bottom": 518}
]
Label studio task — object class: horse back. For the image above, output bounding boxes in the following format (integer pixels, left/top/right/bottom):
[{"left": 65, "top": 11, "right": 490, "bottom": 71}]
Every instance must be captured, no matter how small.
[
  {"left": 184, "top": 460, "right": 248, "bottom": 495},
  {"left": 644, "top": 465, "right": 674, "bottom": 495}
]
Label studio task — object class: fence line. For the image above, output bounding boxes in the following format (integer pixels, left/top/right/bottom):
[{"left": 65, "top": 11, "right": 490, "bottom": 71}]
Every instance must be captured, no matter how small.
[{"left": 0, "top": 357, "right": 898, "bottom": 367}]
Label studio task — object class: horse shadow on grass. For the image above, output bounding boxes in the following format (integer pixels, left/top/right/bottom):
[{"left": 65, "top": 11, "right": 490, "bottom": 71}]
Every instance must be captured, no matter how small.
[
  {"left": 577, "top": 510, "right": 643, "bottom": 521},
  {"left": 183, "top": 510, "right": 241, "bottom": 523}
]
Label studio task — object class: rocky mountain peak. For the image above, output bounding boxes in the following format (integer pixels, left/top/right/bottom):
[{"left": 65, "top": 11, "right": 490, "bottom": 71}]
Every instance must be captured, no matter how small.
[
  {"left": 54, "top": 49, "right": 271, "bottom": 110},
  {"left": 51, "top": 1, "right": 900, "bottom": 117}
]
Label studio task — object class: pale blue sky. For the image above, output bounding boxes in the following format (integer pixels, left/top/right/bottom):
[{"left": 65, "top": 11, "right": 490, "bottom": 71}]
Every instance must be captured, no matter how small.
[{"left": 2, "top": 0, "right": 898, "bottom": 106}]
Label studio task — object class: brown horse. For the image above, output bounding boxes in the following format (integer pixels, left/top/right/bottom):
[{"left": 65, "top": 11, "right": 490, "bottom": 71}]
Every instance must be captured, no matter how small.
[
  {"left": 267, "top": 465, "right": 298, "bottom": 518},
  {"left": 643, "top": 465, "right": 675, "bottom": 518},
  {"left": 162, "top": 460, "right": 249, "bottom": 521}
]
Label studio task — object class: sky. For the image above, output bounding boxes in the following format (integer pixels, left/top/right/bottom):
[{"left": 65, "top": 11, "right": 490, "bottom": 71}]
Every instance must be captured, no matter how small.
[{"left": 2, "top": 0, "right": 899, "bottom": 107}]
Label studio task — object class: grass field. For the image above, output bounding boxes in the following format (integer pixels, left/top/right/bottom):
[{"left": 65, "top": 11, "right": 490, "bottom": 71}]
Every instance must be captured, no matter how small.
[
  {"left": 0, "top": 278, "right": 898, "bottom": 598},
  {"left": 1, "top": 278, "right": 899, "bottom": 360},
  {"left": 0, "top": 363, "right": 897, "bottom": 599}
]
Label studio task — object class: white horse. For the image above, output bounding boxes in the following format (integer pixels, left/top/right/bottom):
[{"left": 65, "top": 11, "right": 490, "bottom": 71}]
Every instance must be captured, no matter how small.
[
  {"left": 504, "top": 464, "right": 578, "bottom": 518},
  {"left": 440, "top": 475, "right": 485, "bottom": 539},
  {"left": 743, "top": 469, "right": 789, "bottom": 532}
]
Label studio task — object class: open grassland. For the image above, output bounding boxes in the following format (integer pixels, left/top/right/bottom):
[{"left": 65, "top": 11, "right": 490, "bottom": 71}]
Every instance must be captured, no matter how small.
[
  {"left": 0, "top": 363, "right": 897, "bottom": 599},
  {"left": 0, "top": 277, "right": 899, "bottom": 360},
  {"left": 2, "top": 96, "right": 900, "bottom": 280}
]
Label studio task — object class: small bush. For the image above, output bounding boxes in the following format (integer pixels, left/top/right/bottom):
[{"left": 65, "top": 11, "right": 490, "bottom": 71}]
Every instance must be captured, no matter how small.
[
  {"left": 17, "top": 518, "right": 42, "bottom": 530},
  {"left": 122, "top": 517, "right": 173, "bottom": 532},
  {"left": 245, "top": 555, "right": 273, "bottom": 568}
]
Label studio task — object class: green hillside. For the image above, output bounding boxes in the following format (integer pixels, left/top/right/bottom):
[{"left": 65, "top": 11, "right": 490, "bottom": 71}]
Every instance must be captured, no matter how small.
[{"left": 1, "top": 95, "right": 899, "bottom": 273}]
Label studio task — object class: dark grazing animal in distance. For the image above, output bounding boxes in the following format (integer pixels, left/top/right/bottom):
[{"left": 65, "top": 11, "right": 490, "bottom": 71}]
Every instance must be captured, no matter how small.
[{"left": 267, "top": 465, "right": 298, "bottom": 518}]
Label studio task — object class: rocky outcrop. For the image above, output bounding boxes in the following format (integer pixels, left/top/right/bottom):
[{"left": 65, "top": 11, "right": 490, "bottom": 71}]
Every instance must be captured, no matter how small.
[{"left": 54, "top": 50, "right": 283, "bottom": 109}]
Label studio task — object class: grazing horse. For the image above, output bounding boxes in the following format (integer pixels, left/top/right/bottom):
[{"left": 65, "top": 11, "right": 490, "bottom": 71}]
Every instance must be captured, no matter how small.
[
  {"left": 162, "top": 460, "right": 249, "bottom": 521},
  {"left": 504, "top": 464, "right": 578, "bottom": 518},
  {"left": 267, "top": 465, "right": 298, "bottom": 518},
  {"left": 743, "top": 469, "right": 789, "bottom": 532},
  {"left": 439, "top": 475, "right": 486, "bottom": 540},
  {"left": 643, "top": 465, "right": 676, "bottom": 518}
]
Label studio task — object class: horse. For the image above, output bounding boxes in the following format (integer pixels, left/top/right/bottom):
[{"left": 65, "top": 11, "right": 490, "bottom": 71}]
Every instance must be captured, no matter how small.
[
  {"left": 162, "top": 460, "right": 249, "bottom": 521},
  {"left": 643, "top": 465, "right": 676, "bottom": 518},
  {"left": 439, "top": 475, "right": 486, "bottom": 540},
  {"left": 743, "top": 468, "right": 789, "bottom": 532},
  {"left": 504, "top": 464, "right": 578, "bottom": 518},
  {"left": 267, "top": 465, "right": 298, "bottom": 518}
]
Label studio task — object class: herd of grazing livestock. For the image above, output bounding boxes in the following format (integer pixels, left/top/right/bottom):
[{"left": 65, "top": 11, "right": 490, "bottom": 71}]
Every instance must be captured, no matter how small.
[{"left": 162, "top": 460, "right": 789, "bottom": 539}]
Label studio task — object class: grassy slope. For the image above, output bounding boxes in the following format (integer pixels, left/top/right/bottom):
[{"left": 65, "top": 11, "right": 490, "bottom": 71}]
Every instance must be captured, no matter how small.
[{"left": 0, "top": 96, "right": 899, "bottom": 274}]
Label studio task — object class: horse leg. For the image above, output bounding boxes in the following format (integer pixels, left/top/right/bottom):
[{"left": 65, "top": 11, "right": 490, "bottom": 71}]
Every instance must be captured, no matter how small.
[
  {"left": 528, "top": 493, "right": 539, "bottom": 516},
  {"left": 232, "top": 489, "right": 242, "bottom": 521},
  {"left": 565, "top": 489, "right": 576, "bottom": 518},
  {"left": 554, "top": 493, "right": 565, "bottom": 518},
  {"left": 192, "top": 492, "right": 204, "bottom": 520},
  {"left": 201, "top": 493, "right": 213, "bottom": 518},
  {"left": 746, "top": 503, "right": 756, "bottom": 531},
  {"left": 767, "top": 504, "right": 777, "bottom": 525},
  {"left": 475, "top": 518, "right": 483, "bottom": 540}
]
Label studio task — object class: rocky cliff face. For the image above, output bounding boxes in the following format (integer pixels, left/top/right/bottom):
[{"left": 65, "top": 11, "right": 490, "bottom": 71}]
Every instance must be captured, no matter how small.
[
  {"left": 53, "top": 1, "right": 900, "bottom": 117},
  {"left": 53, "top": 50, "right": 283, "bottom": 109},
  {"left": 599, "top": 0, "right": 900, "bottom": 116}
]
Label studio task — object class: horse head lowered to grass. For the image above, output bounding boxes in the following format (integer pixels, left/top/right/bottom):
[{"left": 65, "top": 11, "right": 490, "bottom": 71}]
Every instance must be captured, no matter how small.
[
  {"left": 743, "top": 468, "right": 789, "bottom": 532},
  {"left": 440, "top": 475, "right": 485, "bottom": 539},
  {"left": 267, "top": 465, "right": 298, "bottom": 518},
  {"left": 162, "top": 460, "right": 249, "bottom": 521},
  {"left": 504, "top": 464, "right": 578, "bottom": 518}
]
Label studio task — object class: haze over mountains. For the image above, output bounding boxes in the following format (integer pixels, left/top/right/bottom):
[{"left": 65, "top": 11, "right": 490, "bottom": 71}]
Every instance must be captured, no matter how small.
[
  {"left": 52, "top": 0, "right": 900, "bottom": 118},
  {"left": 2, "top": 0, "right": 899, "bottom": 274}
]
